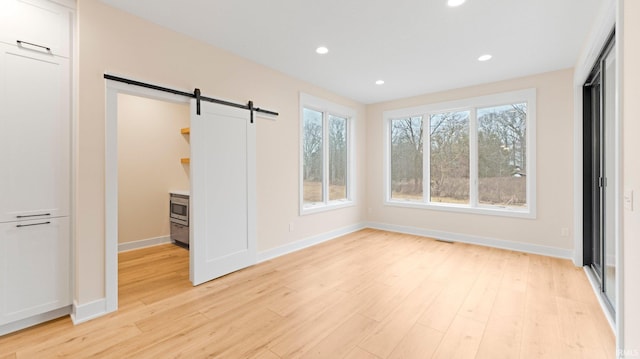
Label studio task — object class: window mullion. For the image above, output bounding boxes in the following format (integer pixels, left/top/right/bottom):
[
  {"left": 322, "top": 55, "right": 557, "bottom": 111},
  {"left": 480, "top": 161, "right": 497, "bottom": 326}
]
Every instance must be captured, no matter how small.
[{"left": 469, "top": 109, "right": 479, "bottom": 207}]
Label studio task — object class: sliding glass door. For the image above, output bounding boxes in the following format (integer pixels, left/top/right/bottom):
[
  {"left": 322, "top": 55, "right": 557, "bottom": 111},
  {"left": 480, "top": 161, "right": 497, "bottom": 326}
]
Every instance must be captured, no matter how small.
[{"left": 583, "top": 33, "right": 616, "bottom": 313}]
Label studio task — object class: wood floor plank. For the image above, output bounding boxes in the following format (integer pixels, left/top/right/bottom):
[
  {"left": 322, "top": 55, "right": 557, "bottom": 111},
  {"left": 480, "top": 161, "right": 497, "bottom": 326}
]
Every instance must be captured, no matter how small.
[
  {"left": 17, "top": 322, "right": 141, "bottom": 358},
  {"left": 0, "top": 230, "right": 615, "bottom": 358},
  {"left": 177, "top": 308, "right": 284, "bottom": 358},
  {"left": 474, "top": 288, "right": 526, "bottom": 359},
  {"left": 431, "top": 315, "right": 486, "bottom": 359},
  {"left": 133, "top": 282, "right": 230, "bottom": 332},
  {"left": 245, "top": 348, "right": 282, "bottom": 359},
  {"left": 457, "top": 267, "right": 501, "bottom": 323},
  {"left": 520, "top": 312, "right": 564, "bottom": 359},
  {"left": 520, "top": 288, "right": 564, "bottom": 359},
  {"left": 357, "top": 280, "right": 418, "bottom": 322},
  {"left": 500, "top": 251, "right": 530, "bottom": 293},
  {"left": 346, "top": 347, "right": 381, "bottom": 359},
  {"left": 555, "top": 296, "right": 610, "bottom": 358},
  {"left": 526, "top": 254, "right": 556, "bottom": 293},
  {"left": 358, "top": 280, "right": 443, "bottom": 358},
  {"left": 0, "top": 316, "right": 73, "bottom": 356},
  {"left": 90, "top": 311, "right": 212, "bottom": 358},
  {"left": 299, "top": 313, "right": 378, "bottom": 359},
  {"left": 589, "top": 301, "right": 617, "bottom": 357},
  {"left": 268, "top": 292, "right": 363, "bottom": 358},
  {"left": 417, "top": 271, "right": 477, "bottom": 332},
  {"left": 552, "top": 258, "right": 597, "bottom": 304},
  {"left": 387, "top": 323, "right": 443, "bottom": 359}
]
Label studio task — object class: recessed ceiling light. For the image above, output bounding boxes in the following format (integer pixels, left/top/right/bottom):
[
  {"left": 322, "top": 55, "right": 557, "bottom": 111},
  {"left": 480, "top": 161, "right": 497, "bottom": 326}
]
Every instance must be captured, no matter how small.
[
  {"left": 375, "top": 80, "right": 385, "bottom": 85},
  {"left": 478, "top": 54, "right": 492, "bottom": 61},
  {"left": 316, "top": 46, "right": 329, "bottom": 55},
  {"left": 447, "top": 0, "right": 466, "bottom": 7}
]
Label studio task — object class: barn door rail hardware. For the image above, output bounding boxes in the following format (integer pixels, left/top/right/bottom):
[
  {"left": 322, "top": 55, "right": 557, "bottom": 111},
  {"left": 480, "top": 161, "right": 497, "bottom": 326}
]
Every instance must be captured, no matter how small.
[{"left": 104, "top": 74, "right": 278, "bottom": 123}]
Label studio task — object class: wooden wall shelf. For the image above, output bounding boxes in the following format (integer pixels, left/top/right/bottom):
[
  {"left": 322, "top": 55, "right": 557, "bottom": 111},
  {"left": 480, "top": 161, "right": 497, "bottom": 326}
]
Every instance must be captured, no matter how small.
[{"left": 181, "top": 128, "right": 190, "bottom": 164}]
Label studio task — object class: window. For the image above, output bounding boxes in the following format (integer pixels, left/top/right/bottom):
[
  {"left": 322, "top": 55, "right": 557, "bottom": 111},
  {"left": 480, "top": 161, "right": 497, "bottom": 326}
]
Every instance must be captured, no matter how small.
[
  {"left": 477, "top": 103, "right": 527, "bottom": 207},
  {"left": 300, "top": 93, "right": 355, "bottom": 214},
  {"left": 385, "top": 89, "right": 536, "bottom": 218},
  {"left": 390, "top": 116, "right": 423, "bottom": 201},
  {"left": 429, "top": 110, "right": 470, "bottom": 204}
]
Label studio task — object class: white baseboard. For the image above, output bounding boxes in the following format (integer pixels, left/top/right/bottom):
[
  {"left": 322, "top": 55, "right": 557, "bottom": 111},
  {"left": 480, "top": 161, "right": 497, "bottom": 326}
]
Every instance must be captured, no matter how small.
[
  {"left": 257, "top": 223, "right": 367, "bottom": 263},
  {"left": 366, "top": 222, "right": 574, "bottom": 259},
  {"left": 118, "top": 235, "right": 172, "bottom": 252},
  {"left": 71, "top": 298, "right": 110, "bottom": 325},
  {"left": 0, "top": 306, "right": 71, "bottom": 336}
]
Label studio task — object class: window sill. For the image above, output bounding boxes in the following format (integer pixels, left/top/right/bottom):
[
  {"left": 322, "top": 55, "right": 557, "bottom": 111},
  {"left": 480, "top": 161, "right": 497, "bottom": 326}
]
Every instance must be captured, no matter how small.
[
  {"left": 301, "top": 200, "right": 355, "bottom": 216},
  {"left": 384, "top": 199, "right": 536, "bottom": 219}
]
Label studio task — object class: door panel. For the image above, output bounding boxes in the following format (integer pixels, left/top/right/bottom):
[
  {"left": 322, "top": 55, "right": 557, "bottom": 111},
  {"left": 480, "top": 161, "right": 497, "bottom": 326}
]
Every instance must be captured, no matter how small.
[
  {"left": 0, "top": 0, "right": 71, "bottom": 57},
  {"left": 603, "top": 47, "right": 617, "bottom": 308},
  {"left": 0, "top": 43, "right": 70, "bottom": 223},
  {"left": 590, "top": 77, "right": 602, "bottom": 279},
  {"left": 0, "top": 217, "right": 70, "bottom": 325},
  {"left": 189, "top": 100, "right": 256, "bottom": 286}
]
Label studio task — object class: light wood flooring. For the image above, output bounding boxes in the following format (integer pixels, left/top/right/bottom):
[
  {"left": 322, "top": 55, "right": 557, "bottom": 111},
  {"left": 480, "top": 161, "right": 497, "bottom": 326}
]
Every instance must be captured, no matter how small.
[{"left": 0, "top": 229, "right": 615, "bottom": 358}]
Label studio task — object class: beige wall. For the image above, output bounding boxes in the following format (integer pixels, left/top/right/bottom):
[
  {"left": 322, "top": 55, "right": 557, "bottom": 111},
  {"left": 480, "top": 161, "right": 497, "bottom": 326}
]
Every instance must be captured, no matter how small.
[
  {"left": 76, "top": 3, "right": 634, "bottom": 341},
  {"left": 117, "top": 94, "right": 190, "bottom": 244},
  {"left": 366, "top": 69, "right": 575, "bottom": 251},
  {"left": 77, "top": 0, "right": 366, "bottom": 303},
  {"left": 622, "top": 0, "right": 640, "bottom": 352}
]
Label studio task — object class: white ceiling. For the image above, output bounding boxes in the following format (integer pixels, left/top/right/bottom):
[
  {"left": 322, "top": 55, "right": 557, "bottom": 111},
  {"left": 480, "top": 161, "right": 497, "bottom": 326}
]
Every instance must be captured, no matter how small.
[{"left": 99, "top": 0, "right": 603, "bottom": 104}]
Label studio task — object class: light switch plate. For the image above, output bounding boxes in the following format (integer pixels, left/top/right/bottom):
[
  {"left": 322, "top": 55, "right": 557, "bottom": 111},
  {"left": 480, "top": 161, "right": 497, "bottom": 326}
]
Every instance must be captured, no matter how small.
[{"left": 624, "top": 189, "right": 634, "bottom": 211}]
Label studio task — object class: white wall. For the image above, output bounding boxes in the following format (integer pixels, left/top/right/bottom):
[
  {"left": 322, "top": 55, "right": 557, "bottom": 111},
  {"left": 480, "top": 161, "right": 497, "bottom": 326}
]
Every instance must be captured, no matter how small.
[
  {"left": 621, "top": 0, "right": 640, "bottom": 354},
  {"left": 76, "top": 0, "right": 366, "bottom": 304},
  {"left": 117, "top": 94, "right": 190, "bottom": 244},
  {"left": 366, "top": 69, "right": 575, "bottom": 255}
]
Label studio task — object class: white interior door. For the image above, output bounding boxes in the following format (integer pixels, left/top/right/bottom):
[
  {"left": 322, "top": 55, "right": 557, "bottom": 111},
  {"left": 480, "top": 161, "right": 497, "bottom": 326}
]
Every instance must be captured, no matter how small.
[{"left": 189, "top": 100, "right": 256, "bottom": 286}]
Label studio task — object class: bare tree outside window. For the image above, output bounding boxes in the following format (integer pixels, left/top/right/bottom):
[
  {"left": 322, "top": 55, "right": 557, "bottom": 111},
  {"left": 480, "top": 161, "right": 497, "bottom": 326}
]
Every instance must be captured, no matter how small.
[
  {"left": 429, "top": 111, "right": 470, "bottom": 204},
  {"left": 477, "top": 103, "right": 527, "bottom": 207},
  {"left": 329, "top": 115, "right": 347, "bottom": 201},
  {"left": 390, "top": 117, "right": 423, "bottom": 201},
  {"left": 303, "top": 108, "right": 323, "bottom": 204}
]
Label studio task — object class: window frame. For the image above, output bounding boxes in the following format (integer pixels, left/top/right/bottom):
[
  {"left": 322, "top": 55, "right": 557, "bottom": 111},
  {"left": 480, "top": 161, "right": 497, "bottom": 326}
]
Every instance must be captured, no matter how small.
[
  {"left": 300, "top": 93, "right": 356, "bottom": 215},
  {"left": 383, "top": 89, "right": 537, "bottom": 219}
]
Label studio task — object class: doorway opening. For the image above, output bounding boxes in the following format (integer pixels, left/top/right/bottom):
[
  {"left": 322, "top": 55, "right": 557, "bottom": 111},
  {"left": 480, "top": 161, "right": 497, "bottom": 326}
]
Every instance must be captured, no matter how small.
[
  {"left": 583, "top": 31, "right": 617, "bottom": 316},
  {"left": 116, "top": 93, "right": 191, "bottom": 304},
  {"left": 105, "top": 80, "right": 191, "bottom": 312}
]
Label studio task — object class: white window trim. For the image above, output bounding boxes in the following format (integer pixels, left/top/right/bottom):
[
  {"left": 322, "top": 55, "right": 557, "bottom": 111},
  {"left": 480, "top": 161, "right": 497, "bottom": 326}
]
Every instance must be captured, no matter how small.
[
  {"left": 300, "top": 93, "right": 356, "bottom": 215},
  {"left": 383, "top": 88, "right": 537, "bottom": 219}
]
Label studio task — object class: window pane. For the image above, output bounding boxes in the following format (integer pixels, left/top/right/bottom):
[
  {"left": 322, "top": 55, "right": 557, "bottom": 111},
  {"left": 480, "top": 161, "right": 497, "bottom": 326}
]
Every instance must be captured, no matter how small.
[
  {"left": 329, "top": 115, "right": 347, "bottom": 201},
  {"left": 477, "top": 103, "right": 527, "bottom": 207},
  {"left": 429, "top": 111, "right": 470, "bottom": 204},
  {"left": 390, "top": 117, "right": 424, "bottom": 201},
  {"left": 303, "top": 108, "right": 323, "bottom": 205}
]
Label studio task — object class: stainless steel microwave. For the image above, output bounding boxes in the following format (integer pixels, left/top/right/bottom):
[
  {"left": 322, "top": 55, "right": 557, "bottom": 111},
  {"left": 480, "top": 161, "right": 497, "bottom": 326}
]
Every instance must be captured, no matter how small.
[{"left": 170, "top": 194, "right": 189, "bottom": 226}]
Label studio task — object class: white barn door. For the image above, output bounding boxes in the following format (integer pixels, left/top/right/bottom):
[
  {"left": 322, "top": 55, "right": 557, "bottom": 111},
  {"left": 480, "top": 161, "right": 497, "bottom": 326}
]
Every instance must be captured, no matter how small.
[{"left": 189, "top": 100, "right": 256, "bottom": 286}]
